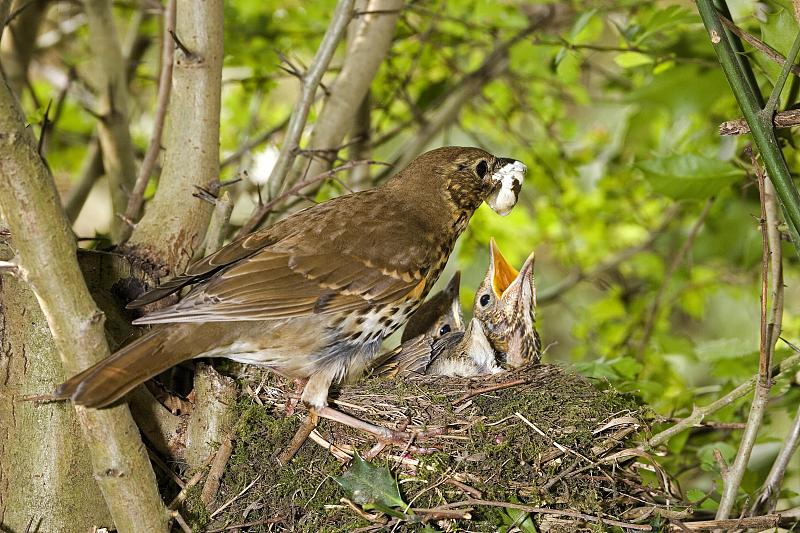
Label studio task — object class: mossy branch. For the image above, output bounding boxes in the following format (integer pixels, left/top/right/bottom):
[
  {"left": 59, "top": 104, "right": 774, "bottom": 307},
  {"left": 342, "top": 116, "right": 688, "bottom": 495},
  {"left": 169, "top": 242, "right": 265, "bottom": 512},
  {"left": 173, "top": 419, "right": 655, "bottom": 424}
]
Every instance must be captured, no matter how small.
[{"left": 0, "top": 76, "right": 168, "bottom": 532}]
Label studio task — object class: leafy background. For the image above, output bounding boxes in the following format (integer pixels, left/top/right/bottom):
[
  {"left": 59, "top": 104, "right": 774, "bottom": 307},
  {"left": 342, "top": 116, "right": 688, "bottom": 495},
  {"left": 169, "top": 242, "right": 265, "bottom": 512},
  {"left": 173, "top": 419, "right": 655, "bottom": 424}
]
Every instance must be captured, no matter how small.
[{"left": 18, "top": 0, "right": 800, "bottom": 514}]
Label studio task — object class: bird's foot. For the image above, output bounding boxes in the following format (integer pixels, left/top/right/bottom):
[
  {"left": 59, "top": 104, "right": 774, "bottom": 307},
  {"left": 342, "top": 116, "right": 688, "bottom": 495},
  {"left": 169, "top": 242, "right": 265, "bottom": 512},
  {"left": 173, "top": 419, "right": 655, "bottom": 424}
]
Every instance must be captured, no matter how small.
[{"left": 284, "top": 377, "right": 308, "bottom": 417}]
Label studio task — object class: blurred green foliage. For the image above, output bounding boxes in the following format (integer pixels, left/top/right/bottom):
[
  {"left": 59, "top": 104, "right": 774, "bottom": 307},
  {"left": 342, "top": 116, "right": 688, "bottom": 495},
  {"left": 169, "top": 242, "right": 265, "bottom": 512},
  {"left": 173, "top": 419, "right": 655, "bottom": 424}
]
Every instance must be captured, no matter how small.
[{"left": 16, "top": 0, "right": 800, "bottom": 519}]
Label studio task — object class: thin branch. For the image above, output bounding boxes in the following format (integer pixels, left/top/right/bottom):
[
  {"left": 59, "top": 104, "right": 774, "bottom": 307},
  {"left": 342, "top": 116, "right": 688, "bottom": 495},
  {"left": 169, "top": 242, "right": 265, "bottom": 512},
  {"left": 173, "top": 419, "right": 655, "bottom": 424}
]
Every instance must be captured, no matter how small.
[
  {"left": 64, "top": 138, "right": 103, "bottom": 222},
  {"left": 763, "top": 29, "right": 800, "bottom": 115},
  {"left": 751, "top": 404, "right": 800, "bottom": 514},
  {"left": 636, "top": 199, "right": 714, "bottom": 358},
  {"left": 645, "top": 347, "right": 800, "bottom": 448},
  {"left": 719, "top": 108, "right": 800, "bottom": 135},
  {"left": 280, "top": 0, "right": 403, "bottom": 196},
  {"left": 697, "top": 0, "right": 800, "bottom": 257},
  {"left": 84, "top": 0, "right": 139, "bottom": 242},
  {"left": 715, "top": 155, "right": 776, "bottom": 521},
  {"left": 239, "top": 0, "right": 355, "bottom": 235},
  {"left": 0, "top": 72, "right": 168, "bottom": 532},
  {"left": 121, "top": 0, "right": 176, "bottom": 242},
  {"left": 717, "top": 14, "right": 800, "bottom": 77},
  {"left": 219, "top": 115, "right": 289, "bottom": 170},
  {"left": 433, "top": 498, "right": 652, "bottom": 531},
  {"left": 203, "top": 190, "right": 233, "bottom": 256}
]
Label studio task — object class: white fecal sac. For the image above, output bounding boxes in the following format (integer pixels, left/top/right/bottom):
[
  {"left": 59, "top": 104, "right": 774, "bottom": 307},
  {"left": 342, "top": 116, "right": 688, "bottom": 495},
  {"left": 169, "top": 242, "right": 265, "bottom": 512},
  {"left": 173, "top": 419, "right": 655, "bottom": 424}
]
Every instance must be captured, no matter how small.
[{"left": 487, "top": 161, "right": 526, "bottom": 216}]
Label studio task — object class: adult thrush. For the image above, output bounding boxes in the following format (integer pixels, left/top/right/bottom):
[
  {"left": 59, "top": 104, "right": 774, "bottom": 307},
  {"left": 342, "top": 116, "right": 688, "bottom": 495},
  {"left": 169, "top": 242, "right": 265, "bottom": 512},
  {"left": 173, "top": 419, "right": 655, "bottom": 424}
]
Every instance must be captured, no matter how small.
[
  {"left": 401, "top": 271, "right": 464, "bottom": 343},
  {"left": 54, "top": 147, "right": 526, "bottom": 413}
]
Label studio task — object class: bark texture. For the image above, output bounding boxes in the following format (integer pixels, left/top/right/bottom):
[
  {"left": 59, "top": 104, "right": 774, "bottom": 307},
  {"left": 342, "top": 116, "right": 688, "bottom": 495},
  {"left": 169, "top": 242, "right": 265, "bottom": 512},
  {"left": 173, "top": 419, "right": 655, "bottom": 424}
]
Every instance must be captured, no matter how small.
[
  {"left": 0, "top": 75, "right": 168, "bottom": 533},
  {"left": 0, "top": 243, "right": 113, "bottom": 532},
  {"left": 127, "top": 0, "right": 223, "bottom": 274}
]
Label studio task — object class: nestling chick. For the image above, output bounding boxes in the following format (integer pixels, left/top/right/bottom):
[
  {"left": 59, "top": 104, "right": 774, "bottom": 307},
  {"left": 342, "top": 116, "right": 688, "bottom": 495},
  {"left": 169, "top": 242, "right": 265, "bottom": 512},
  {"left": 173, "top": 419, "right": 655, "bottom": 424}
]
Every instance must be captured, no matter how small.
[
  {"left": 473, "top": 238, "right": 541, "bottom": 367},
  {"left": 401, "top": 271, "right": 464, "bottom": 342}
]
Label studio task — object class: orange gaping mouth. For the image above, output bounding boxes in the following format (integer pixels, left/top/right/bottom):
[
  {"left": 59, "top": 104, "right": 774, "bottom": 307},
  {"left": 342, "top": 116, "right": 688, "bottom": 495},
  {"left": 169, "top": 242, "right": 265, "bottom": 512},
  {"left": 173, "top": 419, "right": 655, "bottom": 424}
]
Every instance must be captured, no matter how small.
[{"left": 490, "top": 239, "right": 519, "bottom": 299}]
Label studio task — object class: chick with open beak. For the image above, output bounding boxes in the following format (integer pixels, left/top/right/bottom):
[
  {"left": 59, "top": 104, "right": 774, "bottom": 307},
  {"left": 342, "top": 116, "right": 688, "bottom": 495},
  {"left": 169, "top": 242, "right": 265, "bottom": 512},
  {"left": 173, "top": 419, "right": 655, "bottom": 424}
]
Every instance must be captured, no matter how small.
[{"left": 472, "top": 238, "right": 541, "bottom": 368}]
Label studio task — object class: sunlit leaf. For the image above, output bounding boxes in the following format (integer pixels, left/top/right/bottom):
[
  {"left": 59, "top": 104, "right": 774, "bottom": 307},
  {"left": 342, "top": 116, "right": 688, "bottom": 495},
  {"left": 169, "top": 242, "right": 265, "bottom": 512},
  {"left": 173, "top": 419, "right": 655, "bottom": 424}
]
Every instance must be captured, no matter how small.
[{"left": 638, "top": 154, "right": 744, "bottom": 199}]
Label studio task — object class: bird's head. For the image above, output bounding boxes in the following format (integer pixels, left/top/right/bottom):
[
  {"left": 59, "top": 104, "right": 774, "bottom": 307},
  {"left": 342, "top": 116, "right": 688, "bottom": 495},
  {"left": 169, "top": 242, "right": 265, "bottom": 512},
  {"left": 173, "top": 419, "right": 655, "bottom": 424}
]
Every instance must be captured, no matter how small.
[
  {"left": 473, "top": 238, "right": 541, "bottom": 367},
  {"left": 391, "top": 147, "right": 526, "bottom": 216},
  {"left": 401, "top": 271, "right": 464, "bottom": 342}
]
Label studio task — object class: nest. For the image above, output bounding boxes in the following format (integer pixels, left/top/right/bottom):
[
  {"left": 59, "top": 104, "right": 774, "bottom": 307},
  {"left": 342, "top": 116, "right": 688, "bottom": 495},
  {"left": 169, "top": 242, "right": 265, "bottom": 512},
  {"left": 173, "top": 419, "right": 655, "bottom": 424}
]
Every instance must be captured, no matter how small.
[{"left": 188, "top": 364, "right": 685, "bottom": 532}]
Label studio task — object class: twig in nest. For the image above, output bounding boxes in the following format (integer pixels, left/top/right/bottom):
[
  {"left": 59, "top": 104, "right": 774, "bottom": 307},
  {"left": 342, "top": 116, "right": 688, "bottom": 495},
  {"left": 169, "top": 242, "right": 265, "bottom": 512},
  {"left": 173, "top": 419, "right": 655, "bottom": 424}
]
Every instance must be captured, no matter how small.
[
  {"left": 515, "top": 412, "right": 595, "bottom": 465},
  {"left": 170, "top": 510, "right": 192, "bottom": 533},
  {"left": 167, "top": 453, "right": 215, "bottom": 509},
  {"left": 209, "top": 475, "right": 262, "bottom": 519},
  {"left": 669, "top": 513, "right": 781, "bottom": 530},
  {"left": 434, "top": 498, "right": 653, "bottom": 531},
  {"left": 454, "top": 378, "right": 527, "bottom": 404},
  {"left": 277, "top": 414, "right": 317, "bottom": 465},
  {"left": 201, "top": 434, "right": 234, "bottom": 506}
]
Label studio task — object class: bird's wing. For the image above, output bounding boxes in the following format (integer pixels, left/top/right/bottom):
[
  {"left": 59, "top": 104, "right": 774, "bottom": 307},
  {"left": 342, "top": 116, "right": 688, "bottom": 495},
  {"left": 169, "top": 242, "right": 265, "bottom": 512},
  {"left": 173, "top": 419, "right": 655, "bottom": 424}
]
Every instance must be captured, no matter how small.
[
  {"left": 133, "top": 250, "right": 424, "bottom": 324},
  {"left": 370, "top": 335, "right": 434, "bottom": 378}
]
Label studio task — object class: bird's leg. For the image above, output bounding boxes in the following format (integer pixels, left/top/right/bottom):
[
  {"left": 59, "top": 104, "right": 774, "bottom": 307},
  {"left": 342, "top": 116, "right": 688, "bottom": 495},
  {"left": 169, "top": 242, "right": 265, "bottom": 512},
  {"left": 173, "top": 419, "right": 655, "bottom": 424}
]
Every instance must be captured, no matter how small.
[{"left": 314, "top": 405, "right": 446, "bottom": 449}]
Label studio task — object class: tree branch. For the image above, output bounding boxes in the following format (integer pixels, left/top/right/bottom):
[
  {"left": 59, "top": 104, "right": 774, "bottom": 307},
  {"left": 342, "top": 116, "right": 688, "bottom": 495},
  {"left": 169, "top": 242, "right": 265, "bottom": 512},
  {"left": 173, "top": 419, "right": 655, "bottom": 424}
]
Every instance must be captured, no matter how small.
[
  {"left": 127, "top": 0, "right": 223, "bottom": 274},
  {"left": 719, "top": 108, "right": 800, "bottom": 135},
  {"left": 84, "top": 0, "right": 138, "bottom": 242},
  {"left": 0, "top": 74, "right": 168, "bottom": 532},
  {"left": 697, "top": 0, "right": 800, "bottom": 257},
  {"left": 238, "top": 0, "right": 355, "bottom": 235},
  {"left": 751, "top": 404, "right": 800, "bottom": 514},
  {"left": 644, "top": 348, "right": 800, "bottom": 449},
  {"left": 715, "top": 156, "right": 776, "bottom": 521},
  {"left": 717, "top": 13, "right": 800, "bottom": 77},
  {"left": 120, "top": 0, "right": 176, "bottom": 241},
  {"left": 281, "top": 0, "right": 402, "bottom": 193}
]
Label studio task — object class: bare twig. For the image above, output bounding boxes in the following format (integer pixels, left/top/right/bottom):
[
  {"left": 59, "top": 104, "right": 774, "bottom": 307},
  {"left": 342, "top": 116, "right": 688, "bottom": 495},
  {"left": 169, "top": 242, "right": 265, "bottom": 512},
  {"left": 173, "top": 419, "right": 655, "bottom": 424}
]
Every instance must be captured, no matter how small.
[
  {"left": 636, "top": 199, "right": 714, "bottom": 358},
  {"left": 239, "top": 0, "right": 355, "bottom": 235},
  {"left": 720, "top": 108, "right": 800, "bottom": 135},
  {"left": 121, "top": 0, "right": 176, "bottom": 242},
  {"left": 220, "top": 115, "right": 290, "bottom": 169},
  {"left": 454, "top": 378, "right": 527, "bottom": 404},
  {"left": 751, "top": 405, "right": 800, "bottom": 514},
  {"left": 645, "top": 348, "right": 800, "bottom": 448},
  {"left": 277, "top": 415, "right": 317, "bottom": 465},
  {"left": 716, "top": 155, "right": 778, "bottom": 521},
  {"left": 201, "top": 434, "right": 234, "bottom": 506},
  {"left": 63, "top": 138, "right": 103, "bottom": 222},
  {"left": 434, "top": 498, "right": 652, "bottom": 531},
  {"left": 670, "top": 514, "right": 781, "bottom": 530},
  {"left": 717, "top": 14, "right": 800, "bottom": 77}
]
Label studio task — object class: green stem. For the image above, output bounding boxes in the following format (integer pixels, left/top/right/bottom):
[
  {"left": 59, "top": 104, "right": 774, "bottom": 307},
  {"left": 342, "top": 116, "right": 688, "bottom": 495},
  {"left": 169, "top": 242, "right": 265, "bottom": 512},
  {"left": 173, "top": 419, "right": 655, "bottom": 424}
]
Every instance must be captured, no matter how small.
[
  {"left": 697, "top": 0, "right": 800, "bottom": 256},
  {"left": 763, "top": 30, "right": 800, "bottom": 116}
]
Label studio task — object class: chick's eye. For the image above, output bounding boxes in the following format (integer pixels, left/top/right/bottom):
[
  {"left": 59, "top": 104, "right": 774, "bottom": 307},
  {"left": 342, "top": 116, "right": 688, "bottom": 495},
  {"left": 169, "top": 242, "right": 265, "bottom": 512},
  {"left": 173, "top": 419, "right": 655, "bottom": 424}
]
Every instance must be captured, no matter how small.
[
  {"left": 438, "top": 324, "right": 451, "bottom": 336},
  {"left": 479, "top": 294, "right": 491, "bottom": 307},
  {"left": 476, "top": 160, "right": 488, "bottom": 178}
]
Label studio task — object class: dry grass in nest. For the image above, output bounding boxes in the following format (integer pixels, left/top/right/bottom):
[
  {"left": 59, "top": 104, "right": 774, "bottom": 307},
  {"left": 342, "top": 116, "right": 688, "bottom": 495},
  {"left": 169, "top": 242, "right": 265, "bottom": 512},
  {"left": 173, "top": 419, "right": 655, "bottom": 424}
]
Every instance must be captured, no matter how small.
[{"left": 192, "top": 364, "right": 686, "bottom": 532}]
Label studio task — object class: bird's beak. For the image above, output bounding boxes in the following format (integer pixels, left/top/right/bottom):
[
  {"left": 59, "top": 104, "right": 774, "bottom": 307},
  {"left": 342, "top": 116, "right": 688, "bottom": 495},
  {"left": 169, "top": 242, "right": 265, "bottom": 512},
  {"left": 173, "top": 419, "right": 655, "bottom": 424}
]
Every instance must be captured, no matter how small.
[
  {"left": 486, "top": 158, "right": 525, "bottom": 216},
  {"left": 489, "top": 238, "right": 519, "bottom": 299}
]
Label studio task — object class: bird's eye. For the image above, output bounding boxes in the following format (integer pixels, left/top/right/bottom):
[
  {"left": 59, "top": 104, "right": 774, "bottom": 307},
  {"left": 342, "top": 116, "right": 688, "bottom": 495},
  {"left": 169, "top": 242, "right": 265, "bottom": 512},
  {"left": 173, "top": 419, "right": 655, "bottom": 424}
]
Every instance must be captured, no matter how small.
[
  {"left": 439, "top": 324, "right": 451, "bottom": 336},
  {"left": 476, "top": 160, "right": 488, "bottom": 178},
  {"left": 479, "top": 293, "right": 491, "bottom": 307}
]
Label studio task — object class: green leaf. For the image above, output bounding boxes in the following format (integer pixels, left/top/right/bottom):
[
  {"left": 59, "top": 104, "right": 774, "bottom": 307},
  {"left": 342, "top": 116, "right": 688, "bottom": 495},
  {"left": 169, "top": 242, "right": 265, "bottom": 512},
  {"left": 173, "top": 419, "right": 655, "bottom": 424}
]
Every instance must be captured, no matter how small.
[
  {"left": 614, "top": 51, "right": 654, "bottom": 69},
  {"left": 638, "top": 154, "right": 744, "bottom": 199},
  {"left": 687, "top": 488, "right": 706, "bottom": 502},
  {"left": 333, "top": 453, "right": 406, "bottom": 509}
]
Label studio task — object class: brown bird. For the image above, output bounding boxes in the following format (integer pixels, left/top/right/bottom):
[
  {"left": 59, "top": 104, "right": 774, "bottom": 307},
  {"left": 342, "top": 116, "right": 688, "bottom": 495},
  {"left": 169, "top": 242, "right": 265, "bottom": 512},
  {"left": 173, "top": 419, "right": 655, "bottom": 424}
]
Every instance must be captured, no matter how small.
[
  {"left": 372, "top": 239, "right": 540, "bottom": 378},
  {"left": 53, "top": 147, "right": 526, "bottom": 427},
  {"left": 401, "top": 271, "right": 464, "bottom": 343},
  {"left": 473, "top": 239, "right": 541, "bottom": 367}
]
